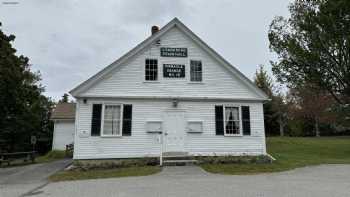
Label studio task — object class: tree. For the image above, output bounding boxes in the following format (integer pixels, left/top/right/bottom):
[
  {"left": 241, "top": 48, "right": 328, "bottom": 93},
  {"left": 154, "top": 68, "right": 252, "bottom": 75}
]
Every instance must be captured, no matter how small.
[
  {"left": 269, "top": 0, "right": 350, "bottom": 105},
  {"left": 254, "top": 65, "right": 280, "bottom": 135},
  {"left": 0, "top": 22, "right": 53, "bottom": 152},
  {"left": 288, "top": 83, "right": 334, "bottom": 137},
  {"left": 254, "top": 65, "right": 291, "bottom": 136},
  {"left": 271, "top": 92, "right": 290, "bottom": 137},
  {"left": 59, "top": 93, "right": 69, "bottom": 103},
  {"left": 254, "top": 65, "right": 273, "bottom": 97}
]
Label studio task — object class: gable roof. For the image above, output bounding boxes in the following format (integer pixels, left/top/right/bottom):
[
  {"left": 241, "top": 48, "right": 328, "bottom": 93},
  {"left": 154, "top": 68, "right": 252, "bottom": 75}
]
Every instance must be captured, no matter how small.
[
  {"left": 70, "top": 18, "right": 269, "bottom": 100},
  {"left": 51, "top": 103, "right": 76, "bottom": 120}
]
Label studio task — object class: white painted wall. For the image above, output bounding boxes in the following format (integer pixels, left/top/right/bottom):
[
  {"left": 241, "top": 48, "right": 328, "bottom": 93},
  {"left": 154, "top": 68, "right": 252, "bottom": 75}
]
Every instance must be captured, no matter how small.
[
  {"left": 72, "top": 24, "right": 267, "bottom": 159},
  {"left": 52, "top": 120, "right": 75, "bottom": 150},
  {"left": 74, "top": 99, "right": 266, "bottom": 159},
  {"left": 80, "top": 27, "right": 261, "bottom": 99}
]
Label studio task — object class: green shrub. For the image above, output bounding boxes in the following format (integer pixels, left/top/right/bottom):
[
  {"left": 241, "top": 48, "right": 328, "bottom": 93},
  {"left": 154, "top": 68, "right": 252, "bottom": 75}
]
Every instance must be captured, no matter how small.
[
  {"left": 72, "top": 158, "right": 159, "bottom": 171},
  {"left": 287, "top": 119, "right": 305, "bottom": 136},
  {"left": 197, "top": 155, "right": 272, "bottom": 165}
]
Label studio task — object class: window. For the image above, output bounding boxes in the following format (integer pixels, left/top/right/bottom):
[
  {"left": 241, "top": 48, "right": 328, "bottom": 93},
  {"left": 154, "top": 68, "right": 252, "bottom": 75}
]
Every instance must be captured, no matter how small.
[
  {"left": 224, "top": 106, "right": 241, "bottom": 135},
  {"left": 145, "top": 59, "right": 158, "bottom": 81},
  {"left": 91, "top": 104, "right": 132, "bottom": 137},
  {"left": 102, "top": 104, "right": 122, "bottom": 136},
  {"left": 190, "top": 60, "right": 202, "bottom": 82}
]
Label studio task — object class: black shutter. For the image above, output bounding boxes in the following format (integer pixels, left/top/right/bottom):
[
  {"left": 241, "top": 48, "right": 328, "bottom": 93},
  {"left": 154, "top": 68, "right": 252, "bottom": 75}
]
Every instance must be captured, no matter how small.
[
  {"left": 242, "top": 106, "right": 251, "bottom": 135},
  {"left": 122, "top": 104, "right": 132, "bottom": 136},
  {"left": 91, "top": 104, "right": 102, "bottom": 136},
  {"left": 215, "top": 105, "right": 224, "bottom": 135}
]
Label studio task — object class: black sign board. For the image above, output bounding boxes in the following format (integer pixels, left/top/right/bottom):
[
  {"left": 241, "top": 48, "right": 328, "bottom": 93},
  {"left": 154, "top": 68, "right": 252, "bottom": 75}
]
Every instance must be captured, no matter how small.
[
  {"left": 163, "top": 64, "right": 185, "bottom": 78},
  {"left": 160, "top": 47, "right": 187, "bottom": 57}
]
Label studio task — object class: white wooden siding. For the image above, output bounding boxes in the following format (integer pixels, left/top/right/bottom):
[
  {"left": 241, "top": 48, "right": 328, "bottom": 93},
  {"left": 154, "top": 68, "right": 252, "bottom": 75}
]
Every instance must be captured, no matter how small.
[
  {"left": 80, "top": 27, "right": 260, "bottom": 99},
  {"left": 52, "top": 120, "right": 75, "bottom": 150},
  {"left": 74, "top": 98, "right": 266, "bottom": 159}
]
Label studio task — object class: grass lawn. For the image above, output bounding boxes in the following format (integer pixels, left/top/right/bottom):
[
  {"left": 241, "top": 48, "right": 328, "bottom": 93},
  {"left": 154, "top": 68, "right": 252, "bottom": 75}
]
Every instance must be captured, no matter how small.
[
  {"left": 49, "top": 166, "right": 161, "bottom": 182},
  {"left": 201, "top": 137, "right": 350, "bottom": 175},
  {"left": 0, "top": 150, "right": 67, "bottom": 168},
  {"left": 36, "top": 150, "right": 67, "bottom": 163}
]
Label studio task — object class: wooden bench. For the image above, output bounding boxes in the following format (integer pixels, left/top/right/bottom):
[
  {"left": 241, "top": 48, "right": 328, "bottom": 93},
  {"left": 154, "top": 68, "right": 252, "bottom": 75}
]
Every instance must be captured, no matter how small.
[{"left": 0, "top": 151, "right": 36, "bottom": 166}]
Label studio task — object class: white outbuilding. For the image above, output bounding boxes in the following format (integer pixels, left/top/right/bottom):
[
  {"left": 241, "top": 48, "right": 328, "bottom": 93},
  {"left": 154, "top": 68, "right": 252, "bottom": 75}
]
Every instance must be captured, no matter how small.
[
  {"left": 51, "top": 103, "right": 76, "bottom": 150},
  {"left": 69, "top": 18, "right": 269, "bottom": 160}
]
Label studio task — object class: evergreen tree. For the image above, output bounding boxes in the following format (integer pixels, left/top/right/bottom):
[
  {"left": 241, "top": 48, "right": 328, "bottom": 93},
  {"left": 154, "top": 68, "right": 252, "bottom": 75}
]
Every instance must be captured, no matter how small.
[
  {"left": 254, "top": 65, "right": 273, "bottom": 97},
  {"left": 0, "top": 22, "right": 53, "bottom": 152},
  {"left": 59, "top": 93, "right": 69, "bottom": 103},
  {"left": 254, "top": 65, "right": 279, "bottom": 135}
]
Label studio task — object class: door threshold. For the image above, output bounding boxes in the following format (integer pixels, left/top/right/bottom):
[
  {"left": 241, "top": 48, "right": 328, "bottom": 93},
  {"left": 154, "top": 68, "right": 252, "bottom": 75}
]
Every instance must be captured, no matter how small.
[{"left": 162, "top": 151, "right": 189, "bottom": 157}]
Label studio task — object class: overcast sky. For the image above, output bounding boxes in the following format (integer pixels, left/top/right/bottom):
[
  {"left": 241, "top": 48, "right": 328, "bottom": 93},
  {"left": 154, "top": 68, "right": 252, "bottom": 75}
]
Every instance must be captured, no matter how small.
[{"left": 0, "top": 0, "right": 291, "bottom": 101}]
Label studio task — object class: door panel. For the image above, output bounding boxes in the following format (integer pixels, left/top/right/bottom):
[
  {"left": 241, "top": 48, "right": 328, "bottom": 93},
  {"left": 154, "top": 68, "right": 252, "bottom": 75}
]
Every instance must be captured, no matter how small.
[{"left": 163, "top": 111, "right": 185, "bottom": 152}]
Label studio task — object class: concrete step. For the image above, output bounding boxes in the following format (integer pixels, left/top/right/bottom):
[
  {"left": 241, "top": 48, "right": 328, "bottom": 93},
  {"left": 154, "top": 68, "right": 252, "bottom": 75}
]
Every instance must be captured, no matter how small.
[
  {"left": 163, "top": 159, "right": 198, "bottom": 166},
  {"left": 162, "top": 152, "right": 189, "bottom": 157},
  {"left": 163, "top": 156, "right": 195, "bottom": 160}
]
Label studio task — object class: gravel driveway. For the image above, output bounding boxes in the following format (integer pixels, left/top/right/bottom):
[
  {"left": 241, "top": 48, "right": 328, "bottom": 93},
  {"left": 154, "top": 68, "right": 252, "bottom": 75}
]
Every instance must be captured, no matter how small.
[
  {"left": 0, "top": 159, "right": 72, "bottom": 197},
  {"left": 22, "top": 164, "right": 350, "bottom": 197}
]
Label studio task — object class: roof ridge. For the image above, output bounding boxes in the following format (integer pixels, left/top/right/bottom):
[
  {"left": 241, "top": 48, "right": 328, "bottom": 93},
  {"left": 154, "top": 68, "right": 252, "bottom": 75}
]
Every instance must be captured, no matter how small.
[{"left": 69, "top": 17, "right": 268, "bottom": 100}]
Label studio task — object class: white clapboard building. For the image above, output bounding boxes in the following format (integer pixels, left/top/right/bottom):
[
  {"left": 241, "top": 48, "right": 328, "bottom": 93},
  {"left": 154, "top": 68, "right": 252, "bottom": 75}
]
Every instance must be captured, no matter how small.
[{"left": 70, "top": 18, "right": 269, "bottom": 160}]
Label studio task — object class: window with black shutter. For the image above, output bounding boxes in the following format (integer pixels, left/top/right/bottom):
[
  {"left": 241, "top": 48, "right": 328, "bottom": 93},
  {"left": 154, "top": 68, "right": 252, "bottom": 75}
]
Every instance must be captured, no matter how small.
[
  {"left": 224, "top": 106, "right": 240, "bottom": 135},
  {"left": 102, "top": 105, "right": 122, "bottom": 136},
  {"left": 91, "top": 104, "right": 102, "bottom": 136},
  {"left": 122, "top": 104, "right": 132, "bottom": 136},
  {"left": 241, "top": 106, "right": 251, "bottom": 135},
  {"left": 215, "top": 105, "right": 224, "bottom": 135}
]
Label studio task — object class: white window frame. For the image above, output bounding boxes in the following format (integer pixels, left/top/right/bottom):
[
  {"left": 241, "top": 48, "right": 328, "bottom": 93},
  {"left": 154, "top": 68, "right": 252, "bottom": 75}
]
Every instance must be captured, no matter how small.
[
  {"left": 100, "top": 103, "right": 124, "bottom": 137},
  {"left": 223, "top": 105, "right": 243, "bottom": 136},
  {"left": 189, "top": 60, "right": 203, "bottom": 83},
  {"left": 144, "top": 58, "right": 158, "bottom": 82}
]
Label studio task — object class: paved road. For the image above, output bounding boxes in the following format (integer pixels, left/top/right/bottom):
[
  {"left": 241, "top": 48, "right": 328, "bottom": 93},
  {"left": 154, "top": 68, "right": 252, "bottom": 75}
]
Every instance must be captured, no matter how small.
[
  {"left": 0, "top": 159, "right": 72, "bottom": 197},
  {"left": 27, "top": 164, "right": 350, "bottom": 197}
]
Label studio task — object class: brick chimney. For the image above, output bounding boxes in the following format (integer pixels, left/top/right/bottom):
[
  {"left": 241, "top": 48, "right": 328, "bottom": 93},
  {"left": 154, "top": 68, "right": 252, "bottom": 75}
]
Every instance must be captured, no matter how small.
[{"left": 151, "top": 26, "right": 159, "bottom": 35}]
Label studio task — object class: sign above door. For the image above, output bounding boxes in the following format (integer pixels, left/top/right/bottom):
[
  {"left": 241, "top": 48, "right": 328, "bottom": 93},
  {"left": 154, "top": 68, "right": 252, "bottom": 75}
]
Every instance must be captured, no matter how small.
[{"left": 160, "top": 47, "right": 187, "bottom": 57}]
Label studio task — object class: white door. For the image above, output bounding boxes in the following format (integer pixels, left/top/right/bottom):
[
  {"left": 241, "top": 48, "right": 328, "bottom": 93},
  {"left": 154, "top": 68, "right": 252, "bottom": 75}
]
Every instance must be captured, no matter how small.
[
  {"left": 52, "top": 120, "right": 75, "bottom": 150},
  {"left": 163, "top": 111, "right": 185, "bottom": 152}
]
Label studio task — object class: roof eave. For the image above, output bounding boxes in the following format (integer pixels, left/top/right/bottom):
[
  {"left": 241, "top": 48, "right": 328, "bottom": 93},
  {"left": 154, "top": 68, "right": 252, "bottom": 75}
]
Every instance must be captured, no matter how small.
[
  {"left": 70, "top": 17, "right": 268, "bottom": 100},
  {"left": 51, "top": 118, "right": 75, "bottom": 121},
  {"left": 69, "top": 18, "right": 180, "bottom": 97},
  {"left": 74, "top": 95, "right": 269, "bottom": 102}
]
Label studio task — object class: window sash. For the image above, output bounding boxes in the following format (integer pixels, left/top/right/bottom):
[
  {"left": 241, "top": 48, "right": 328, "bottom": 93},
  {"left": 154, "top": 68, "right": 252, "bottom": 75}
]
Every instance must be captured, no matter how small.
[
  {"left": 101, "top": 104, "right": 123, "bottom": 136},
  {"left": 145, "top": 59, "right": 158, "bottom": 81},
  {"left": 223, "top": 106, "right": 242, "bottom": 136},
  {"left": 190, "top": 60, "right": 202, "bottom": 82}
]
